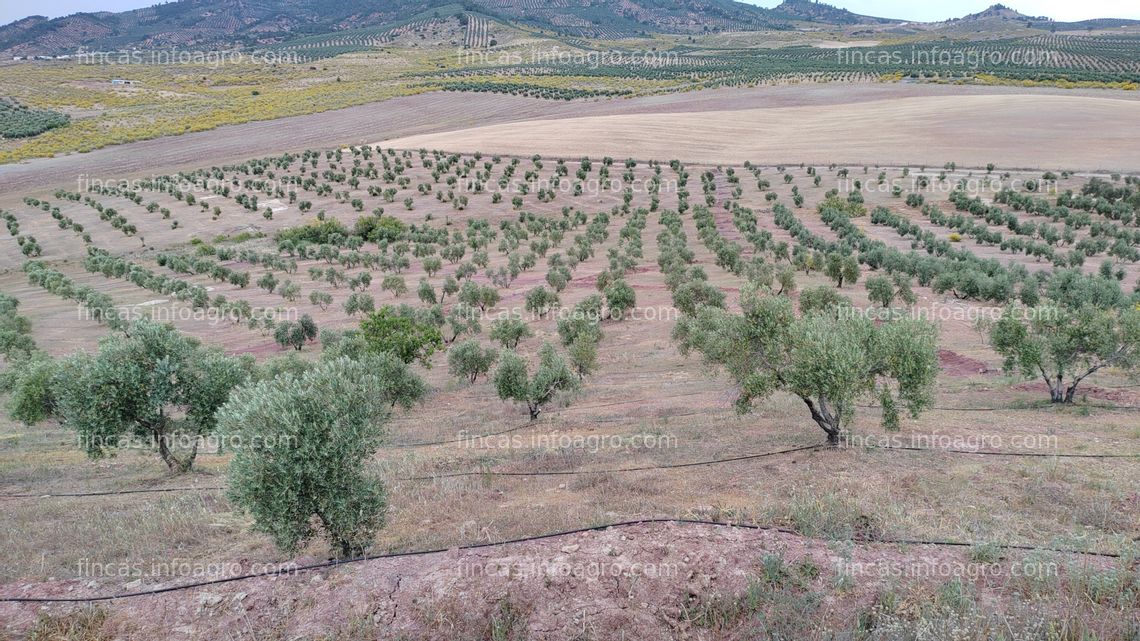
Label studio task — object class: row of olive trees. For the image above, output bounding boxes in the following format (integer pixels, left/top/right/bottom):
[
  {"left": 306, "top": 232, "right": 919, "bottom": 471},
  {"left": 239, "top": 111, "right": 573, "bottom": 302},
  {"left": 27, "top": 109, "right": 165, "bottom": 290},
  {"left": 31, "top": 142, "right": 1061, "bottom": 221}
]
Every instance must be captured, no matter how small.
[
  {"left": 0, "top": 294, "right": 37, "bottom": 360},
  {"left": 447, "top": 292, "right": 611, "bottom": 419}
]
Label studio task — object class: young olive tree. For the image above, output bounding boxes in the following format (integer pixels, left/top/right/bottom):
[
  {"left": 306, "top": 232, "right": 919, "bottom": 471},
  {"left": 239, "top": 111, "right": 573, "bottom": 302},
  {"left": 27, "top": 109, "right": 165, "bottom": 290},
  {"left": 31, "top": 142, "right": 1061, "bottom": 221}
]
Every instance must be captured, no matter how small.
[
  {"left": 493, "top": 343, "right": 579, "bottom": 419},
  {"left": 524, "top": 286, "right": 560, "bottom": 318},
  {"left": 557, "top": 295, "right": 604, "bottom": 347},
  {"left": 603, "top": 279, "right": 636, "bottom": 320},
  {"left": 490, "top": 318, "right": 533, "bottom": 349},
  {"left": 987, "top": 304, "right": 1140, "bottom": 403},
  {"left": 221, "top": 355, "right": 423, "bottom": 557},
  {"left": 0, "top": 294, "right": 36, "bottom": 359},
  {"left": 273, "top": 314, "right": 318, "bottom": 351},
  {"left": 567, "top": 335, "right": 598, "bottom": 379},
  {"left": 824, "top": 253, "right": 861, "bottom": 288},
  {"left": 673, "top": 290, "right": 938, "bottom": 444},
  {"left": 1, "top": 351, "right": 57, "bottom": 425},
  {"left": 866, "top": 273, "right": 918, "bottom": 308},
  {"left": 447, "top": 340, "right": 498, "bottom": 383}
]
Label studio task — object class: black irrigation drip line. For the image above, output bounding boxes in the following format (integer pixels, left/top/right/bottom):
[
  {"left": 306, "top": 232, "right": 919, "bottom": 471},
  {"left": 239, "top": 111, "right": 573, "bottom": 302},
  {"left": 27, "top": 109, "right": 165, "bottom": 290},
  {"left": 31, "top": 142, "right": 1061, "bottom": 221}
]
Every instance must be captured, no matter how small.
[
  {"left": 5, "top": 438, "right": 1140, "bottom": 499},
  {"left": 0, "top": 517, "right": 1123, "bottom": 604},
  {"left": 398, "top": 443, "right": 824, "bottom": 481},
  {"left": 388, "top": 419, "right": 537, "bottom": 449},
  {"left": 866, "top": 445, "right": 1140, "bottom": 459},
  {"left": 857, "top": 404, "right": 1140, "bottom": 413},
  {"left": 0, "top": 485, "right": 225, "bottom": 499}
]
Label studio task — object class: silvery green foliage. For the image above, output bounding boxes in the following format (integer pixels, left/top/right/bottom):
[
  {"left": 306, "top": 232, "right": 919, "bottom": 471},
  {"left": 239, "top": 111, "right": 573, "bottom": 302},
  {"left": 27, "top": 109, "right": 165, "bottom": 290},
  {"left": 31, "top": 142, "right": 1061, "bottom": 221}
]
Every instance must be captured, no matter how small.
[
  {"left": 1, "top": 351, "right": 56, "bottom": 425},
  {"left": 988, "top": 304, "right": 1140, "bottom": 403},
  {"left": 494, "top": 343, "right": 579, "bottom": 420},
  {"left": 603, "top": 279, "right": 636, "bottom": 320},
  {"left": 673, "top": 288, "right": 938, "bottom": 443},
  {"left": 489, "top": 318, "right": 532, "bottom": 349},
  {"left": 220, "top": 355, "right": 423, "bottom": 556},
  {"left": 447, "top": 340, "right": 498, "bottom": 383},
  {"left": 51, "top": 320, "right": 252, "bottom": 471}
]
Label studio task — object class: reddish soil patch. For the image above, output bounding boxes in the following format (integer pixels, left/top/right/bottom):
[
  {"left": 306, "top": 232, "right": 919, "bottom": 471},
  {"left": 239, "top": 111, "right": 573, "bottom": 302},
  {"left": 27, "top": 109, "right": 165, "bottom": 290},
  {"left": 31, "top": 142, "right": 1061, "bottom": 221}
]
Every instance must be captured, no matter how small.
[{"left": 938, "top": 349, "right": 992, "bottom": 377}]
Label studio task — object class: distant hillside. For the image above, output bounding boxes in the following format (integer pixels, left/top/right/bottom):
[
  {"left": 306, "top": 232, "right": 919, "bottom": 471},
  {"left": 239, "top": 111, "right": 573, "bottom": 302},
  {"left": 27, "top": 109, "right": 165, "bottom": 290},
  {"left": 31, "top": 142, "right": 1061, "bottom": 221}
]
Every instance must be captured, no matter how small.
[
  {"left": 935, "top": 4, "right": 1140, "bottom": 35},
  {"left": 960, "top": 4, "right": 1040, "bottom": 21},
  {"left": 0, "top": 0, "right": 799, "bottom": 55},
  {"left": 0, "top": 0, "right": 457, "bottom": 56},
  {"left": 770, "top": 0, "right": 897, "bottom": 26},
  {"left": 1, "top": 0, "right": 1138, "bottom": 56}
]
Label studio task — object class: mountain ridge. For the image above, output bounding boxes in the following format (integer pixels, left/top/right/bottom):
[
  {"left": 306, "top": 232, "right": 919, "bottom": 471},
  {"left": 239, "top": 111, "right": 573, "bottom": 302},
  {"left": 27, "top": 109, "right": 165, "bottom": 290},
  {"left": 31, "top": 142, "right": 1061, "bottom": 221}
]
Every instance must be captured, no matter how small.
[{"left": 2, "top": 1, "right": 1137, "bottom": 56}]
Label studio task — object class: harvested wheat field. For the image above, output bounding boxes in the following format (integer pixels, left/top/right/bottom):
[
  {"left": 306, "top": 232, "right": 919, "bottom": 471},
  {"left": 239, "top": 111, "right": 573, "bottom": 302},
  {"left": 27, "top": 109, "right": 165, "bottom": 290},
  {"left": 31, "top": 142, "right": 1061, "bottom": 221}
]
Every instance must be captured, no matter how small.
[{"left": 386, "top": 95, "right": 1140, "bottom": 172}]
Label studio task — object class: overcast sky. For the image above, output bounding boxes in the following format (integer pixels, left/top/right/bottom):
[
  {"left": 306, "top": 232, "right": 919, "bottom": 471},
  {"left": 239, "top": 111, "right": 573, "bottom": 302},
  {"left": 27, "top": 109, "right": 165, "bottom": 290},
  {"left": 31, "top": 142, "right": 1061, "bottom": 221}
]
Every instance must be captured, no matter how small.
[{"left": 3, "top": 0, "right": 1138, "bottom": 29}]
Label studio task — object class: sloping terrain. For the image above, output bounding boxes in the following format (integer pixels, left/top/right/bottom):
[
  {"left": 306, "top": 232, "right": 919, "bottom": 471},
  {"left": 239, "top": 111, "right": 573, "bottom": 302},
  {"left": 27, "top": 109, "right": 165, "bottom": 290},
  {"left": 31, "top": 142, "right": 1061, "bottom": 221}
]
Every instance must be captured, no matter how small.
[
  {"left": 7, "top": 0, "right": 1136, "bottom": 56},
  {"left": 771, "top": 0, "right": 896, "bottom": 26},
  {"left": 0, "top": 0, "right": 793, "bottom": 56}
]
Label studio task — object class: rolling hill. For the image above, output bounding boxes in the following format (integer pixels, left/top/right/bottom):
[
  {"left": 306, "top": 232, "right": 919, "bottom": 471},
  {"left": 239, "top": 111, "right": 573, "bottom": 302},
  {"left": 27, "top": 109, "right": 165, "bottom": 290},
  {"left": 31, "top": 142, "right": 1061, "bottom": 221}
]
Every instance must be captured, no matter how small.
[{"left": 1, "top": 1, "right": 1137, "bottom": 56}]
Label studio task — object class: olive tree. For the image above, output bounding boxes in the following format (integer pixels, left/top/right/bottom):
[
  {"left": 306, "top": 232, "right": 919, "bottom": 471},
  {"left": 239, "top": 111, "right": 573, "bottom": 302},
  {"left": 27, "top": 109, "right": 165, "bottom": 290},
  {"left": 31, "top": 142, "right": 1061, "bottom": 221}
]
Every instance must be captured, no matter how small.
[
  {"left": 603, "top": 279, "right": 636, "bottom": 320},
  {"left": 825, "top": 253, "right": 861, "bottom": 288},
  {"left": 525, "top": 286, "right": 560, "bottom": 318},
  {"left": 273, "top": 314, "right": 318, "bottom": 351},
  {"left": 221, "top": 356, "right": 422, "bottom": 557},
  {"left": 448, "top": 340, "right": 498, "bottom": 383},
  {"left": 381, "top": 275, "right": 408, "bottom": 297},
  {"left": 490, "top": 318, "right": 533, "bottom": 349},
  {"left": 459, "top": 281, "right": 500, "bottom": 311},
  {"left": 865, "top": 273, "right": 917, "bottom": 308},
  {"left": 0, "top": 294, "right": 36, "bottom": 359},
  {"left": 557, "top": 295, "right": 604, "bottom": 347},
  {"left": 417, "top": 279, "right": 437, "bottom": 305},
  {"left": 493, "top": 343, "right": 579, "bottom": 419},
  {"left": 309, "top": 290, "right": 333, "bottom": 310},
  {"left": 343, "top": 292, "right": 375, "bottom": 316},
  {"left": 319, "top": 329, "right": 428, "bottom": 405},
  {"left": 987, "top": 304, "right": 1140, "bottom": 403},
  {"left": 568, "top": 335, "right": 598, "bottom": 378},
  {"left": 45, "top": 320, "right": 251, "bottom": 471},
  {"left": 1, "top": 352, "right": 57, "bottom": 425},
  {"left": 673, "top": 290, "right": 938, "bottom": 443}
]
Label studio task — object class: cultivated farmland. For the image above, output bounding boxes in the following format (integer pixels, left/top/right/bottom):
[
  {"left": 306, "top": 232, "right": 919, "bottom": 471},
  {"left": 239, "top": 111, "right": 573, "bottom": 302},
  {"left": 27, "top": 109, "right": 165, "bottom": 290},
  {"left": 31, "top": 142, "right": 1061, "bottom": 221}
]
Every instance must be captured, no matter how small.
[
  {"left": 2, "top": 1, "right": 1140, "bottom": 639},
  {"left": 1, "top": 136, "right": 1139, "bottom": 638}
]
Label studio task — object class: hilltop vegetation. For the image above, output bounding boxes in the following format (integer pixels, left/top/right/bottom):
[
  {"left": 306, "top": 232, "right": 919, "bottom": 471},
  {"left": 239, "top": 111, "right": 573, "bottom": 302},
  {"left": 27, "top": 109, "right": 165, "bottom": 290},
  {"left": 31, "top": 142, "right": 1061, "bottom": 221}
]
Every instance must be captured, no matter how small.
[{"left": 4, "top": 0, "right": 1138, "bottom": 57}]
